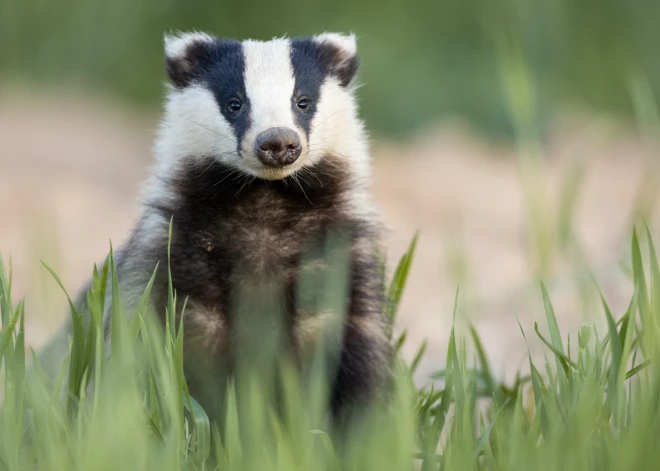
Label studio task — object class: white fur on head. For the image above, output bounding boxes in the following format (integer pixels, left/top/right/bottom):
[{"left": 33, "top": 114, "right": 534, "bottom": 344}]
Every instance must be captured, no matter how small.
[
  {"left": 239, "top": 39, "right": 303, "bottom": 180},
  {"left": 150, "top": 32, "right": 371, "bottom": 197},
  {"left": 153, "top": 83, "right": 237, "bottom": 174}
]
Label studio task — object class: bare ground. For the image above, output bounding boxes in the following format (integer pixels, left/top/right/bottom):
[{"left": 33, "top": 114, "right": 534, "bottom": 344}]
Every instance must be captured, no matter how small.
[{"left": 1, "top": 86, "right": 658, "bottom": 386}]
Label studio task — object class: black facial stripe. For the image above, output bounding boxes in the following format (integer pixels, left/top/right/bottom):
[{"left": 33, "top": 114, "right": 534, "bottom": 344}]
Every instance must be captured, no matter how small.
[
  {"left": 199, "top": 41, "right": 251, "bottom": 154},
  {"left": 289, "top": 39, "right": 329, "bottom": 139}
]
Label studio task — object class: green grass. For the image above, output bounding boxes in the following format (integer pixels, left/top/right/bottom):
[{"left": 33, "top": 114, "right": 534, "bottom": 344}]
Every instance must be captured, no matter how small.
[{"left": 0, "top": 221, "right": 660, "bottom": 470}]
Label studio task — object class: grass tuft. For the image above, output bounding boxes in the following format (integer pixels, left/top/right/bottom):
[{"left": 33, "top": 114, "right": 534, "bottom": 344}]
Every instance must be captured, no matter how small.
[{"left": 0, "top": 224, "right": 659, "bottom": 469}]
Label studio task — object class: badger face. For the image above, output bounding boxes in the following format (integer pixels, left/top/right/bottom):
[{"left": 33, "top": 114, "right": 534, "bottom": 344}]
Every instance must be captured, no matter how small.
[{"left": 157, "top": 32, "right": 367, "bottom": 182}]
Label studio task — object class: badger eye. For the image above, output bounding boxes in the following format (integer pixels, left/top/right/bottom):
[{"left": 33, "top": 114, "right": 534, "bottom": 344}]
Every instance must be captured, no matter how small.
[
  {"left": 296, "top": 97, "right": 310, "bottom": 111},
  {"left": 228, "top": 98, "right": 242, "bottom": 113}
]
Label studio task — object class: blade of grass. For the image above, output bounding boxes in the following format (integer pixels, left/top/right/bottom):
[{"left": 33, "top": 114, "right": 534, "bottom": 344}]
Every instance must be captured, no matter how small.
[
  {"left": 386, "top": 232, "right": 418, "bottom": 322},
  {"left": 625, "top": 359, "right": 651, "bottom": 380},
  {"left": 409, "top": 339, "right": 427, "bottom": 376},
  {"left": 540, "top": 281, "right": 566, "bottom": 355},
  {"left": 0, "top": 300, "right": 22, "bottom": 362},
  {"left": 0, "top": 252, "right": 13, "bottom": 327},
  {"left": 534, "top": 322, "right": 577, "bottom": 375},
  {"left": 469, "top": 323, "right": 496, "bottom": 398}
]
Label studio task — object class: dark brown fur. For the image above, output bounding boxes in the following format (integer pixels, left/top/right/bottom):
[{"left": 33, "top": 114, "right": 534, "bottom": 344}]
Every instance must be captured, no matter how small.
[{"left": 109, "top": 154, "right": 391, "bottom": 423}]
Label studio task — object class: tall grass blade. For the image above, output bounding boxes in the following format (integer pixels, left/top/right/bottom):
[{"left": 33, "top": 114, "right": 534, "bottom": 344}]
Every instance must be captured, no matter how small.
[{"left": 386, "top": 232, "right": 418, "bottom": 323}]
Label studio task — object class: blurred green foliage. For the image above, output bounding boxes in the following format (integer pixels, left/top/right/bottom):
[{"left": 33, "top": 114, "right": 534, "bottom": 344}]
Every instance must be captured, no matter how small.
[{"left": 2, "top": 0, "right": 660, "bottom": 137}]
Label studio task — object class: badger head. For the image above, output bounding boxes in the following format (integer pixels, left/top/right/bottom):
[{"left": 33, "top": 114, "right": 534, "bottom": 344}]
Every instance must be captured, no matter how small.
[{"left": 154, "top": 31, "right": 369, "bottom": 184}]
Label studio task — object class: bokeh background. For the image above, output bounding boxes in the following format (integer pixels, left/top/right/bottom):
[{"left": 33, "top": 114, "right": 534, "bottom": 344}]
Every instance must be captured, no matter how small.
[{"left": 2, "top": 0, "right": 660, "bottom": 385}]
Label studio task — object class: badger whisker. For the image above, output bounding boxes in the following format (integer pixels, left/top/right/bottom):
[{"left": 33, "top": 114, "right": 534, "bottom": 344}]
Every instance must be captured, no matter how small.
[
  {"left": 183, "top": 117, "right": 238, "bottom": 143},
  {"left": 292, "top": 173, "right": 313, "bottom": 205},
  {"left": 307, "top": 146, "right": 354, "bottom": 163},
  {"left": 197, "top": 152, "right": 237, "bottom": 177},
  {"left": 234, "top": 174, "right": 255, "bottom": 198},
  {"left": 299, "top": 167, "right": 323, "bottom": 188},
  {"left": 212, "top": 167, "right": 240, "bottom": 187},
  {"left": 306, "top": 151, "right": 347, "bottom": 171},
  {"left": 306, "top": 107, "right": 350, "bottom": 130}
]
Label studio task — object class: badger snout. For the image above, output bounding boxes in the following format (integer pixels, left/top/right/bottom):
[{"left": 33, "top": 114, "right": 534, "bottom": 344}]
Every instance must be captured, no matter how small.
[{"left": 255, "top": 127, "right": 302, "bottom": 167}]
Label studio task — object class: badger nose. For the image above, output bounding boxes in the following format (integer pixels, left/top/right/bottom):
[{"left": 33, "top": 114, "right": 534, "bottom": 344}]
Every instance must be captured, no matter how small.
[{"left": 255, "top": 127, "right": 302, "bottom": 167}]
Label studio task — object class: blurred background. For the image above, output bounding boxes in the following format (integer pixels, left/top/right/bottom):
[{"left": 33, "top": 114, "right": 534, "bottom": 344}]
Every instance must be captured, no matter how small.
[{"left": 2, "top": 0, "right": 660, "bottom": 385}]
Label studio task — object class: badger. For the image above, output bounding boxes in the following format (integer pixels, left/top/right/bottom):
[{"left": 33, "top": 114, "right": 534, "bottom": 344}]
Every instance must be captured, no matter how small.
[{"left": 38, "top": 32, "right": 392, "bottom": 425}]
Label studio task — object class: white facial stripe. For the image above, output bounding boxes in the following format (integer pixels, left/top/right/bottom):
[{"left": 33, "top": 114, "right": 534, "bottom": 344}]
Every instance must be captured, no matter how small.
[
  {"left": 242, "top": 39, "right": 298, "bottom": 138},
  {"left": 154, "top": 84, "right": 236, "bottom": 170}
]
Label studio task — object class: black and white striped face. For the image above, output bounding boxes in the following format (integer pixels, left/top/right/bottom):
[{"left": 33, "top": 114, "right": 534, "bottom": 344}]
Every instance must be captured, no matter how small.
[{"left": 157, "top": 32, "right": 369, "bottom": 181}]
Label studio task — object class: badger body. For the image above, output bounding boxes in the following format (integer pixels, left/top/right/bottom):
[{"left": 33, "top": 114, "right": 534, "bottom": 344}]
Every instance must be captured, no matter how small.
[{"left": 42, "top": 32, "right": 391, "bottom": 422}]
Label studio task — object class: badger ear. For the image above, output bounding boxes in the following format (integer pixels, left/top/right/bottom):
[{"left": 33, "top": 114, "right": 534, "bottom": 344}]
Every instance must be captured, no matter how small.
[
  {"left": 314, "top": 33, "right": 359, "bottom": 88},
  {"left": 164, "top": 31, "right": 216, "bottom": 88}
]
